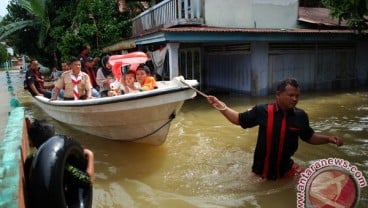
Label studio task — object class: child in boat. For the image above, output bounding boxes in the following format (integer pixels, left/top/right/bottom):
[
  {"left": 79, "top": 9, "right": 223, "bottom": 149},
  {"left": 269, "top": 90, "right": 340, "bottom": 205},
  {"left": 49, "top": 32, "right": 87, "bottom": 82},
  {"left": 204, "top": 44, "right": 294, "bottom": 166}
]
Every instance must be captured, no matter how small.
[
  {"left": 135, "top": 64, "right": 157, "bottom": 91},
  {"left": 120, "top": 70, "right": 140, "bottom": 94},
  {"left": 108, "top": 70, "right": 140, "bottom": 96}
]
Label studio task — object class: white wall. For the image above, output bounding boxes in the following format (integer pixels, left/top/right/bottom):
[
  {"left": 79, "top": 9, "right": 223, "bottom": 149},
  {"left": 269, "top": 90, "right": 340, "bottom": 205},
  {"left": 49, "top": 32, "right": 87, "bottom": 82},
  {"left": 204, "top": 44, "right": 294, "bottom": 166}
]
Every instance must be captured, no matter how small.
[
  {"left": 204, "top": 0, "right": 253, "bottom": 28},
  {"left": 204, "top": 0, "right": 298, "bottom": 29}
]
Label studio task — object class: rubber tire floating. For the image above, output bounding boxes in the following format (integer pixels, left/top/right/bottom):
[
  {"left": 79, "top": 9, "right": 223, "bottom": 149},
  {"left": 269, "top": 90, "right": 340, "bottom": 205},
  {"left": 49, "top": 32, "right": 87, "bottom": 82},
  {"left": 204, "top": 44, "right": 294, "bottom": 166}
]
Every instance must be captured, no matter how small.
[{"left": 29, "top": 135, "right": 93, "bottom": 208}]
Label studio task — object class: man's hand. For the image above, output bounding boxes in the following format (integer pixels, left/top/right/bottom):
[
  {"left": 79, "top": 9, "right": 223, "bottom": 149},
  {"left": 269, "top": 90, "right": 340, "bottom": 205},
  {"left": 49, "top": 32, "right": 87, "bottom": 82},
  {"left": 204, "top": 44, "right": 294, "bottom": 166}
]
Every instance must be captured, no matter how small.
[{"left": 329, "top": 136, "right": 343, "bottom": 146}]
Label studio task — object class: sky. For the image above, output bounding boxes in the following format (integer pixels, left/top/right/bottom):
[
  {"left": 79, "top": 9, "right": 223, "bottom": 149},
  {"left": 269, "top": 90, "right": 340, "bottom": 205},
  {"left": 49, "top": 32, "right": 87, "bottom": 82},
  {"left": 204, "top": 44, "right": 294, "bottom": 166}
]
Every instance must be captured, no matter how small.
[{"left": 0, "top": 0, "right": 10, "bottom": 17}]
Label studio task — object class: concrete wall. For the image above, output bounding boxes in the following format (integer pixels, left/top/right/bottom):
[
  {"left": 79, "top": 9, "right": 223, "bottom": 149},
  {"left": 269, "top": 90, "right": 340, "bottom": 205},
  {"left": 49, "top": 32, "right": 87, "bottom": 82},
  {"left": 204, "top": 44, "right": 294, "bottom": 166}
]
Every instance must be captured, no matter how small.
[
  {"left": 0, "top": 107, "right": 27, "bottom": 208},
  {"left": 204, "top": 0, "right": 298, "bottom": 29},
  {"left": 204, "top": 0, "right": 253, "bottom": 28},
  {"left": 252, "top": 0, "right": 298, "bottom": 29}
]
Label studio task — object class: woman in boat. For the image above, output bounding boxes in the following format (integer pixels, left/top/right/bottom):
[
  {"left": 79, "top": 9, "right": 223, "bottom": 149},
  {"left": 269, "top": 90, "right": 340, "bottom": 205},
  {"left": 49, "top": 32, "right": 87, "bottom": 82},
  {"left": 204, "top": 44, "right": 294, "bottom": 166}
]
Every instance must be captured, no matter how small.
[
  {"left": 96, "top": 55, "right": 117, "bottom": 97},
  {"left": 135, "top": 64, "right": 157, "bottom": 91}
]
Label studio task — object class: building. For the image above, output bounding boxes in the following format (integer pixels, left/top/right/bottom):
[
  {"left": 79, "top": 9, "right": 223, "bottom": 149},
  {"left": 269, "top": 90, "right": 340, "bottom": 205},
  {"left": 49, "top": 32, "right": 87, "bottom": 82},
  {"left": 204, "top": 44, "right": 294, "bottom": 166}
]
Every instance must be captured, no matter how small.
[{"left": 104, "top": 0, "right": 368, "bottom": 95}]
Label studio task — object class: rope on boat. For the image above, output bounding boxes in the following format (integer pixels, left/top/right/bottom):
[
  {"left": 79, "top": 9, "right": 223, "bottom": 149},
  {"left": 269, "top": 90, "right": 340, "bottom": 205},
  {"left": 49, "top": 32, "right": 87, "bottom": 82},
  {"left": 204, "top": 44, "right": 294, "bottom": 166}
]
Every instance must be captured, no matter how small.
[{"left": 124, "top": 111, "right": 176, "bottom": 142}]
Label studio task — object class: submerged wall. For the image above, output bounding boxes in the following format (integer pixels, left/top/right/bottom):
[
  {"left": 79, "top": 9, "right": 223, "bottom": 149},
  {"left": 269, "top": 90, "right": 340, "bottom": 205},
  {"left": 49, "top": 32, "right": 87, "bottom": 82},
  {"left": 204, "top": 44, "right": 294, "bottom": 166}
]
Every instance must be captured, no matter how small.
[{"left": 0, "top": 107, "right": 28, "bottom": 208}]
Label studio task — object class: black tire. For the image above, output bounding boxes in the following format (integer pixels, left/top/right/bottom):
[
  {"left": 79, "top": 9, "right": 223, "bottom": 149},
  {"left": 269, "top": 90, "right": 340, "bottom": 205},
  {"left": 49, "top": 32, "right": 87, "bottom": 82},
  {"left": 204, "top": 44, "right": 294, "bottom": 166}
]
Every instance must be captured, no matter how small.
[{"left": 29, "top": 135, "right": 93, "bottom": 208}]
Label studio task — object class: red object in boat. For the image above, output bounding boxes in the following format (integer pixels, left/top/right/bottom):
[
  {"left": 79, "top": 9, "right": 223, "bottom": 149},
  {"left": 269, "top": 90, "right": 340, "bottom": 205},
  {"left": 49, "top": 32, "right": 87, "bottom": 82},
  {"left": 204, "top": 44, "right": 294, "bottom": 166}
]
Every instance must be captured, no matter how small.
[{"left": 109, "top": 52, "right": 148, "bottom": 80}]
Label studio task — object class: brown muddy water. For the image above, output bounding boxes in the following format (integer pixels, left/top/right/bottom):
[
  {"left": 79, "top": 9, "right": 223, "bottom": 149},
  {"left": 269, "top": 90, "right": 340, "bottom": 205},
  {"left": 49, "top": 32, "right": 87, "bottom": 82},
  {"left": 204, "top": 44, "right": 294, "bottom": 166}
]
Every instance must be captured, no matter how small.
[{"left": 3, "top": 70, "right": 368, "bottom": 207}]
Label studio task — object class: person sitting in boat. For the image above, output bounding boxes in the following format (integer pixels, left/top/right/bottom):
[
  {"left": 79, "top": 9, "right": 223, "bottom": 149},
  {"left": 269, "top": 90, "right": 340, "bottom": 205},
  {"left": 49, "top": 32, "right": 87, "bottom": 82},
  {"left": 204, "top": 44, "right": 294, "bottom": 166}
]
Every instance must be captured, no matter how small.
[
  {"left": 96, "top": 55, "right": 117, "bottom": 97},
  {"left": 24, "top": 118, "right": 95, "bottom": 207},
  {"left": 51, "top": 57, "right": 93, "bottom": 101},
  {"left": 135, "top": 64, "right": 157, "bottom": 91},
  {"left": 85, "top": 56, "right": 100, "bottom": 97},
  {"left": 121, "top": 70, "right": 140, "bottom": 94},
  {"left": 47, "top": 66, "right": 62, "bottom": 82},
  {"left": 51, "top": 60, "right": 70, "bottom": 99},
  {"left": 107, "top": 70, "right": 140, "bottom": 96},
  {"left": 24, "top": 59, "right": 52, "bottom": 98}
]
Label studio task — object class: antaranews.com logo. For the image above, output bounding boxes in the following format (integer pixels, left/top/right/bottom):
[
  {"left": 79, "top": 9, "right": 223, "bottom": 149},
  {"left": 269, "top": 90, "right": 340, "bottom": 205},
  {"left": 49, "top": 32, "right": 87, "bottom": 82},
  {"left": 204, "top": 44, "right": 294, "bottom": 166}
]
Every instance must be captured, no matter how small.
[{"left": 296, "top": 158, "right": 367, "bottom": 208}]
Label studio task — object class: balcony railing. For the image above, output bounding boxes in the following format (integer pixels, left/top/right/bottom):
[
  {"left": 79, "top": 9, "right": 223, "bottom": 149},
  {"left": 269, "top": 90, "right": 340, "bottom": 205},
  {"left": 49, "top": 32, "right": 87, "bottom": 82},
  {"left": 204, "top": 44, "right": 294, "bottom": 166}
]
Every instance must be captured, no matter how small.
[{"left": 132, "top": 0, "right": 204, "bottom": 37}]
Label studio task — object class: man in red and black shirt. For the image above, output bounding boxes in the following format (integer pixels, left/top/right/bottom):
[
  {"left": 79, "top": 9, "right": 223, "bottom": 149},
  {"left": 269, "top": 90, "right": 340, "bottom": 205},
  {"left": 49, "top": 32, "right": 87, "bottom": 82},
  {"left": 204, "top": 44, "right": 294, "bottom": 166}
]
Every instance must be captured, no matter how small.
[
  {"left": 25, "top": 60, "right": 52, "bottom": 98},
  {"left": 207, "top": 78, "right": 343, "bottom": 180}
]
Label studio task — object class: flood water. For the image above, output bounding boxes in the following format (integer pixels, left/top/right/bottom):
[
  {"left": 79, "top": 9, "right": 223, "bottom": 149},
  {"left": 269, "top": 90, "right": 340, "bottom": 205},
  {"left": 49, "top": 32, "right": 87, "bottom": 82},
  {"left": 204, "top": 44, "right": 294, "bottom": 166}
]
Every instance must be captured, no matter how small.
[{"left": 4, "top": 70, "right": 368, "bottom": 207}]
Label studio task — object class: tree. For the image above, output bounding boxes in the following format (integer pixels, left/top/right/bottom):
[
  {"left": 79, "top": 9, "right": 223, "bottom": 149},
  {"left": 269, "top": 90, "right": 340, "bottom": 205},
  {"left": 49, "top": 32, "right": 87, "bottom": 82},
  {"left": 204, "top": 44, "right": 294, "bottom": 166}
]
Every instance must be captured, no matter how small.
[
  {"left": 0, "top": 0, "right": 56, "bottom": 65},
  {"left": 322, "top": 0, "right": 368, "bottom": 34},
  {"left": 53, "top": 0, "right": 150, "bottom": 60},
  {"left": 54, "top": 0, "right": 131, "bottom": 60},
  {"left": 0, "top": 0, "right": 150, "bottom": 65},
  {"left": 0, "top": 0, "right": 50, "bottom": 48},
  {"left": 0, "top": 44, "right": 9, "bottom": 63}
]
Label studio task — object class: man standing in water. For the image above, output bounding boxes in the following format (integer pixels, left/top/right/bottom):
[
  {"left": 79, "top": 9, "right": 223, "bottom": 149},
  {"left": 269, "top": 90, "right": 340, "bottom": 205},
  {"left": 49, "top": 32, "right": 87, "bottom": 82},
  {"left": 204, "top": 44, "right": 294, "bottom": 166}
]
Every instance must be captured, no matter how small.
[{"left": 206, "top": 78, "right": 343, "bottom": 180}]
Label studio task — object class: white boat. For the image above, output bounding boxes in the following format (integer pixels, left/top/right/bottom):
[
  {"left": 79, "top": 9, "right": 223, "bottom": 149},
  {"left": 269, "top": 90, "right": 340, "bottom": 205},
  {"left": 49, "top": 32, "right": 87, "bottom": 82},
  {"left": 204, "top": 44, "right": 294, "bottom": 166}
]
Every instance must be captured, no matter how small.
[{"left": 33, "top": 78, "right": 198, "bottom": 145}]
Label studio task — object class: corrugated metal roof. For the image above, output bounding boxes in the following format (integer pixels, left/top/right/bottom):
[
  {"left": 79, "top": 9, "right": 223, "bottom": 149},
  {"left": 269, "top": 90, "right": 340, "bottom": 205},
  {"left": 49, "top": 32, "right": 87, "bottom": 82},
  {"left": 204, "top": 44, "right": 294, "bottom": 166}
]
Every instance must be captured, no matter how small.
[
  {"left": 153, "top": 7, "right": 353, "bottom": 35},
  {"left": 159, "top": 7, "right": 353, "bottom": 35},
  {"left": 102, "top": 39, "right": 136, "bottom": 52},
  {"left": 298, "top": 7, "right": 348, "bottom": 26},
  {"left": 160, "top": 26, "right": 354, "bottom": 34},
  {"left": 111, "top": 7, "right": 361, "bottom": 50}
]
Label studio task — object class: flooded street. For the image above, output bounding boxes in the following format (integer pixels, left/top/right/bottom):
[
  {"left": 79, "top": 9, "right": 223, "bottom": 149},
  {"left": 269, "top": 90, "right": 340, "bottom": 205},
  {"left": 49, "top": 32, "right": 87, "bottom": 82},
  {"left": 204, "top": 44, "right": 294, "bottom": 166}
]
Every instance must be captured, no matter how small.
[{"left": 4, "top": 70, "right": 368, "bottom": 207}]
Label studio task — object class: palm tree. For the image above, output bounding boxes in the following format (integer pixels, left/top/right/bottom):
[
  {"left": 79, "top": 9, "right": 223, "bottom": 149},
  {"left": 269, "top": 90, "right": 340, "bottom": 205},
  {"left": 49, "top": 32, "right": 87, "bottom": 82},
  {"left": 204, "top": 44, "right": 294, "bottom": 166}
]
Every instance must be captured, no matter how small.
[{"left": 0, "top": 0, "right": 50, "bottom": 48}]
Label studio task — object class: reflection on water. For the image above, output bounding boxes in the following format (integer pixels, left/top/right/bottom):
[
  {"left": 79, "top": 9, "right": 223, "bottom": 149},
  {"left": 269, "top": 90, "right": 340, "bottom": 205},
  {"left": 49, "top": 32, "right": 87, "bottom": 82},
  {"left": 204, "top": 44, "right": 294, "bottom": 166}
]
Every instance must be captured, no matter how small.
[{"left": 5, "top": 71, "right": 368, "bottom": 207}]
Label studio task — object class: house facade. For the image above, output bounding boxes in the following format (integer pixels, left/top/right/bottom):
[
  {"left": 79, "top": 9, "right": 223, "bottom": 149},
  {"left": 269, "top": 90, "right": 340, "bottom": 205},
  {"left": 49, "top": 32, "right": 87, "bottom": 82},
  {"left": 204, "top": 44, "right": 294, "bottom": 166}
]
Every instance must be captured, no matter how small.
[{"left": 104, "top": 0, "right": 368, "bottom": 96}]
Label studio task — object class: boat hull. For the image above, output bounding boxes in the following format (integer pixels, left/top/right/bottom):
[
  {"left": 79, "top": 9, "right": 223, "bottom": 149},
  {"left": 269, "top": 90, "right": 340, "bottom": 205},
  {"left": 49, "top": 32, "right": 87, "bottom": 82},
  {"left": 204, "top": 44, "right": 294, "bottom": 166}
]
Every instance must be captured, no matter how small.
[{"left": 33, "top": 80, "right": 197, "bottom": 145}]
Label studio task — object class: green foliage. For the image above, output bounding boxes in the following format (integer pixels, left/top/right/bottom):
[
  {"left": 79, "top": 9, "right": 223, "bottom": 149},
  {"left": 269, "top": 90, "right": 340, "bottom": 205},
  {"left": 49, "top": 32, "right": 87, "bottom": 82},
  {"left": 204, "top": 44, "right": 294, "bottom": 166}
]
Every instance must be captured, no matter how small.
[
  {"left": 0, "top": 0, "right": 53, "bottom": 65},
  {"left": 51, "top": 0, "right": 132, "bottom": 60},
  {"left": 0, "top": 20, "right": 35, "bottom": 41},
  {"left": 0, "top": 44, "right": 10, "bottom": 62},
  {"left": 322, "top": 0, "right": 368, "bottom": 34},
  {"left": 1, "top": 0, "right": 136, "bottom": 66}
]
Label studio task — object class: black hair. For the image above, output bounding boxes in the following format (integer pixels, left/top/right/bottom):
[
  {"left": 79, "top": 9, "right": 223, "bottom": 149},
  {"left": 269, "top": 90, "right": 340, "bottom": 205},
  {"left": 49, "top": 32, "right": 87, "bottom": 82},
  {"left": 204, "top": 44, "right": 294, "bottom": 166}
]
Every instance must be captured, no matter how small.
[
  {"left": 61, "top": 60, "right": 70, "bottom": 64},
  {"left": 28, "top": 119, "right": 55, "bottom": 148},
  {"left": 276, "top": 78, "right": 299, "bottom": 92},
  {"left": 79, "top": 43, "right": 91, "bottom": 53},
  {"left": 69, "top": 57, "right": 80, "bottom": 64},
  {"left": 137, "top": 63, "right": 151, "bottom": 75},
  {"left": 101, "top": 55, "right": 110, "bottom": 67}
]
